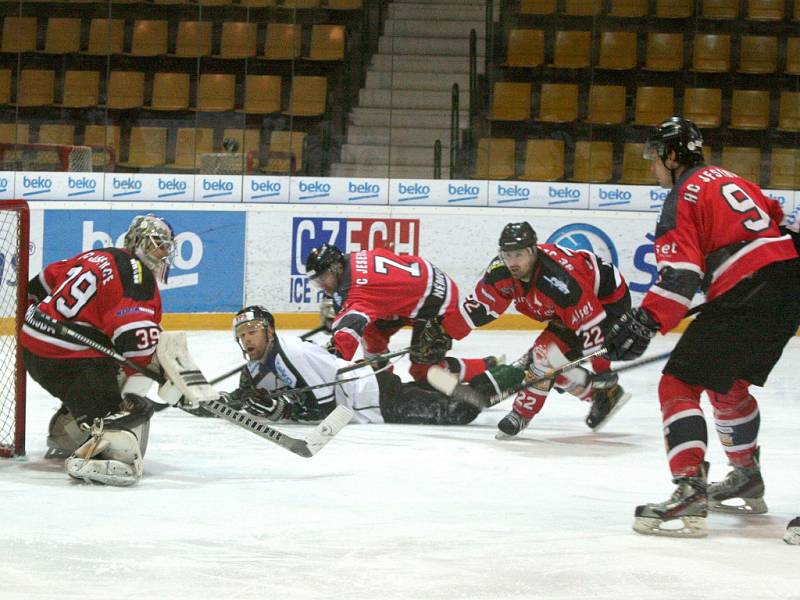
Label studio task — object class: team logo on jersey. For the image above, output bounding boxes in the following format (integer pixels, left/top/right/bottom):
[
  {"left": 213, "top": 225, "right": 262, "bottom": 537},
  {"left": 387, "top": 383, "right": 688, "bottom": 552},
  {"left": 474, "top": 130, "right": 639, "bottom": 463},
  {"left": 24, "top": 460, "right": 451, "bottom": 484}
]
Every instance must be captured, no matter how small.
[
  {"left": 546, "top": 223, "right": 619, "bottom": 266},
  {"left": 130, "top": 259, "right": 143, "bottom": 285},
  {"left": 543, "top": 275, "right": 569, "bottom": 295}
]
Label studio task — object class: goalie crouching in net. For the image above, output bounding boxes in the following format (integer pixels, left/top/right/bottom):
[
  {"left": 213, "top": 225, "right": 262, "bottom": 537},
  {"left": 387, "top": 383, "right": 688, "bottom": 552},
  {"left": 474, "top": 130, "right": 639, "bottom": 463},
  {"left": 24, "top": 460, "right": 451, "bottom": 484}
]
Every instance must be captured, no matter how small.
[
  {"left": 19, "top": 214, "right": 178, "bottom": 487},
  {"left": 211, "top": 305, "right": 486, "bottom": 426}
]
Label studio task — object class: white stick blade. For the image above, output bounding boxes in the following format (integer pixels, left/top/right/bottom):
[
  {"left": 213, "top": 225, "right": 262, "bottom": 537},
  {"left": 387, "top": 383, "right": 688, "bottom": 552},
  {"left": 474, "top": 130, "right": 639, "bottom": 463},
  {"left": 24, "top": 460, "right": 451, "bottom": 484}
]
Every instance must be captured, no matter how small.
[
  {"left": 303, "top": 405, "right": 354, "bottom": 456},
  {"left": 426, "top": 366, "right": 459, "bottom": 396}
]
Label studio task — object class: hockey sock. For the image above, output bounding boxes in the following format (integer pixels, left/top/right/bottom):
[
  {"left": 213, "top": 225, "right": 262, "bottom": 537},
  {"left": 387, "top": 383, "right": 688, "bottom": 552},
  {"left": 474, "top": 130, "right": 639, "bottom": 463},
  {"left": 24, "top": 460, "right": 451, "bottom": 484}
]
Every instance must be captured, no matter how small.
[
  {"left": 709, "top": 380, "right": 760, "bottom": 468},
  {"left": 659, "top": 375, "right": 708, "bottom": 478}
]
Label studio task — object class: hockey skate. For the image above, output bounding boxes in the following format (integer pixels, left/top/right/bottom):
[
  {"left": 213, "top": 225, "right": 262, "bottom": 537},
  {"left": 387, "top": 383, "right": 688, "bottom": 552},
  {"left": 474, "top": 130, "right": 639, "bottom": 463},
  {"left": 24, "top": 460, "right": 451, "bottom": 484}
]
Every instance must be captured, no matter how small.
[
  {"left": 495, "top": 410, "right": 531, "bottom": 440},
  {"left": 585, "top": 384, "right": 631, "bottom": 431},
  {"left": 784, "top": 517, "right": 800, "bottom": 545},
  {"left": 633, "top": 463, "right": 708, "bottom": 538},
  {"left": 707, "top": 448, "right": 767, "bottom": 514}
]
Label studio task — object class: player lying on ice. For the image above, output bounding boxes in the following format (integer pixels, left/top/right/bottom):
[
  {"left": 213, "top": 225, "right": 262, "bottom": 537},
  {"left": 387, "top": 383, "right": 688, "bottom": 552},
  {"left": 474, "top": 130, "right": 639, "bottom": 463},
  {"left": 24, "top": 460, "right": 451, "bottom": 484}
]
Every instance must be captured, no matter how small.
[
  {"left": 207, "top": 305, "right": 491, "bottom": 425},
  {"left": 20, "top": 215, "right": 188, "bottom": 486},
  {"left": 427, "top": 221, "right": 633, "bottom": 439}
]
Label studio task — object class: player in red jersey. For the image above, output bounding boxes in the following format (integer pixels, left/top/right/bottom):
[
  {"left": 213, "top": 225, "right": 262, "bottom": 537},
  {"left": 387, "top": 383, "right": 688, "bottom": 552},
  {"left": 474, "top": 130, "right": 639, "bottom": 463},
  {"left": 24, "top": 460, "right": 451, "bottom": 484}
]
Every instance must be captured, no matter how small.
[
  {"left": 433, "top": 221, "right": 631, "bottom": 438},
  {"left": 304, "top": 244, "right": 495, "bottom": 384},
  {"left": 21, "top": 214, "right": 177, "bottom": 486},
  {"left": 604, "top": 117, "right": 800, "bottom": 539}
]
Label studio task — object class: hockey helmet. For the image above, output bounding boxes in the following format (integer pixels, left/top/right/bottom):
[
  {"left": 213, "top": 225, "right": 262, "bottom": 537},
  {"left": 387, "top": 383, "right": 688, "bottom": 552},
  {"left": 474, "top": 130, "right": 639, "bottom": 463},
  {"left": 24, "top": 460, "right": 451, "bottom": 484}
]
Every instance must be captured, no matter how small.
[
  {"left": 499, "top": 222, "right": 538, "bottom": 252},
  {"left": 123, "top": 214, "right": 176, "bottom": 284},
  {"left": 233, "top": 305, "right": 274, "bottom": 339},
  {"left": 305, "top": 244, "right": 345, "bottom": 280},
  {"left": 643, "top": 117, "right": 704, "bottom": 165}
]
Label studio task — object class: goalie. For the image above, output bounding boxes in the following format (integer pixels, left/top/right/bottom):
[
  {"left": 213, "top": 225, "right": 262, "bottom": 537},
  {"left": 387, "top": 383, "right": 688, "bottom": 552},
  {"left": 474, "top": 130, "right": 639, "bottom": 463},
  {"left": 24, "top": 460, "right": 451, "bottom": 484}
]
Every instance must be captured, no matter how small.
[
  {"left": 20, "top": 214, "right": 178, "bottom": 487},
  {"left": 214, "top": 305, "right": 486, "bottom": 426}
]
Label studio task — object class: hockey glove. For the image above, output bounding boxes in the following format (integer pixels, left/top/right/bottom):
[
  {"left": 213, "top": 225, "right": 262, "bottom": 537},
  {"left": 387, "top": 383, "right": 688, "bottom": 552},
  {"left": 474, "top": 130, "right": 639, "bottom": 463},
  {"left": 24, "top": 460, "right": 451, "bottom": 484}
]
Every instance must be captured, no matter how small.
[
  {"left": 410, "top": 319, "right": 453, "bottom": 364},
  {"left": 242, "top": 388, "right": 288, "bottom": 421},
  {"left": 604, "top": 307, "right": 659, "bottom": 361}
]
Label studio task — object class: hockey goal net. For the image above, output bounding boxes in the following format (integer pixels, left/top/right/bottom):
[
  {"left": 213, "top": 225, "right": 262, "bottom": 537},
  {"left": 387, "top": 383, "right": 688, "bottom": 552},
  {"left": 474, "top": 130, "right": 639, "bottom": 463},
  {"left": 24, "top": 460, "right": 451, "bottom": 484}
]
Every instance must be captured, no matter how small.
[
  {"left": 0, "top": 201, "right": 28, "bottom": 457},
  {"left": 0, "top": 143, "right": 93, "bottom": 172}
]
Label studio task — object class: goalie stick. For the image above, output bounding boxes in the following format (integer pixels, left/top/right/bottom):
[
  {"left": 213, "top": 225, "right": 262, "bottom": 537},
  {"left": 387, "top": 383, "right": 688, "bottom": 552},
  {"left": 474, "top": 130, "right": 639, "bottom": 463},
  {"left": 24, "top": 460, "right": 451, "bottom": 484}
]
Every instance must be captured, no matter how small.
[{"left": 24, "top": 308, "right": 352, "bottom": 458}]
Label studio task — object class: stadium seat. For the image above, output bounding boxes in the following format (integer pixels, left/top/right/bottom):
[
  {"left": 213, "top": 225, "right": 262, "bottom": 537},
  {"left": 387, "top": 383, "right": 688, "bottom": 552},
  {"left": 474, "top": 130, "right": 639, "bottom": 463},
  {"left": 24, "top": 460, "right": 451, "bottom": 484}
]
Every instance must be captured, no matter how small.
[
  {"left": 264, "top": 23, "right": 302, "bottom": 60},
  {"left": 747, "top": 0, "right": 784, "bottom": 20},
  {"left": 84, "top": 124, "right": 121, "bottom": 167},
  {"left": 620, "top": 143, "right": 655, "bottom": 184},
  {"left": 239, "top": 75, "right": 281, "bottom": 114},
  {"left": 308, "top": 25, "right": 345, "bottom": 61},
  {"left": 585, "top": 85, "right": 627, "bottom": 124},
  {"left": 564, "top": 0, "right": 602, "bottom": 16},
  {"left": 609, "top": 0, "right": 647, "bottom": 17},
  {"left": 505, "top": 29, "right": 545, "bottom": 67},
  {"left": 216, "top": 22, "right": 257, "bottom": 59},
  {"left": 538, "top": 83, "right": 579, "bottom": 123},
  {"left": 683, "top": 88, "right": 722, "bottom": 127},
  {"left": 38, "top": 124, "right": 75, "bottom": 146},
  {"left": 522, "top": 139, "right": 564, "bottom": 181},
  {"left": 550, "top": 30, "right": 591, "bottom": 69},
  {"left": 489, "top": 82, "right": 532, "bottom": 121},
  {"left": 127, "top": 20, "right": 168, "bottom": 57},
  {"left": 166, "top": 127, "right": 214, "bottom": 170},
  {"left": 41, "top": 18, "right": 81, "bottom": 55},
  {"left": 282, "top": 0, "right": 320, "bottom": 8},
  {"left": 1, "top": 17, "right": 37, "bottom": 53},
  {"left": 785, "top": 38, "right": 800, "bottom": 75},
  {"left": 769, "top": 148, "right": 800, "bottom": 188},
  {"left": 194, "top": 74, "right": 236, "bottom": 112},
  {"left": 633, "top": 86, "right": 674, "bottom": 125},
  {"left": 596, "top": 31, "right": 637, "bottom": 70},
  {"left": 0, "top": 69, "right": 11, "bottom": 105},
  {"left": 519, "top": 0, "right": 556, "bottom": 14},
  {"left": 643, "top": 32, "right": 684, "bottom": 71},
  {"left": 15, "top": 70, "right": 54, "bottom": 107},
  {"left": 84, "top": 19, "right": 125, "bottom": 56},
  {"left": 149, "top": 73, "right": 191, "bottom": 111},
  {"left": 655, "top": 0, "right": 693, "bottom": 18},
  {"left": 472, "top": 138, "right": 516, "bottom": 180},
  {"left": 730, "top": 90, "right": 770, "bottom": 130},
  {"left": 172, "top": 22, "right": 212, "bottom": 58},
  {"left": 720, "top": 147, "right": 761, "bottom": 184},
  {"left": 285, "top": 76, "right": 327, "bottom": 117},
  {"left": 692, "top": 34, "right": 731, "bottom": 72},
  {"left": 197, "top": 0, "right": 231, "bottom": 5},
  {"left": 738, "top": 36, "right": 778, "bottom": 74},
  {"left": 152, "top": 0, "right": 191, "bottom": 4},
  {"left": 262, "top": 130, "right": 307, "bottom": 174},
  {"left": 239, "top": 0, "right": 277, "bottom": 6},
  {"left": 223, "top": 128, "right": 261, "bottom": 170},
  {"left": 571, "top": 141, "right": 614, "bottom": 183},
  {"left": 778, "top": 91, "right": 800, "bottom": 131},
  {"left": 0, "top": 123, "right": 29, "bottom": 144},
  {"left": 58, "top": 71, "right": 100, "bottom": 108},
  {"left": 118, "top": 127, "right": 167, "bottom": 169},
  {"left": 702, "top": 0, "right": 738, "bottom": 19},
  {"left": 105, "top": 71, "right": 146, "bottom": 110},
  {"left": 327, "top": 0, "right": 362, "bottom": 9}
]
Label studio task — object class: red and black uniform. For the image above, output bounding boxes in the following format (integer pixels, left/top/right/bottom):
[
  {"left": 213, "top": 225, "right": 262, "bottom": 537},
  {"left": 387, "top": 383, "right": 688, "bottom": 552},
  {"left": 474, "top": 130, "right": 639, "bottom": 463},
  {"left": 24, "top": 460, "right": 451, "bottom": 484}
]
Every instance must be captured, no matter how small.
[
  {"left": 329, "top": 248, "right": 483, "bottom": 382},
  {"left": 463, "top": 244, "right": 630, "bottom": 419},
  {"left": 21, "top": 247, "right": 163, "bottom": 424},
  {"left": 644, "top": 164, "right": 800, "bottom": 476}
]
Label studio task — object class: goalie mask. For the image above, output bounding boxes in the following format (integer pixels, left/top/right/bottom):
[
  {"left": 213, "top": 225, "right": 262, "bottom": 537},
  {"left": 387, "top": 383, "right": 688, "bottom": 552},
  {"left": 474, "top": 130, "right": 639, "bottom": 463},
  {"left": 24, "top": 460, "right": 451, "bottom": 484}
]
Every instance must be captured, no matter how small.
[
  {"left": 123, "top": 215, "right": 177, "bottom": 284},
  {"left": 233, "top": 305, "right": 275, "bottom": 360}
]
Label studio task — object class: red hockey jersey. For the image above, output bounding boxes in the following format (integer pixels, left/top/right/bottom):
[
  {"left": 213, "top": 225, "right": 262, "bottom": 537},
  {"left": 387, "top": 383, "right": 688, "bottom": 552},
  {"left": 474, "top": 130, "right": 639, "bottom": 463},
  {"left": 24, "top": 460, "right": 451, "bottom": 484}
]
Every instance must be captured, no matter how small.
[
  {"left": 21, "top": 247, "right": 163, "bottom": 372},
  {"left": 642, "top": 164, "right": 798, "bottom": 332},
  {"left": 330, "top": 248, "right": 469, "bottom": 360}
]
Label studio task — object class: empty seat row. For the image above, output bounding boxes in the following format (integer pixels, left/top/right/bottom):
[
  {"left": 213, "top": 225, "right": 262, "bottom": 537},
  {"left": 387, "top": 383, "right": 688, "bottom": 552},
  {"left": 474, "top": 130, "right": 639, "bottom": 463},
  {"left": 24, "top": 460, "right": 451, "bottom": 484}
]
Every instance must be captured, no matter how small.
[
  {"left": 0, "top": 17, "right": 346, "bottom": 61},
  {"left": 0, "top": 0, "right": 361, "bottom": 8},
  {"left": 0, "top": 122, "right": 308, "bottom": 174},
  {"left": 502, "top": 29, "right": 800, "bottom": 74},
  {"left": 472, "top": 137, "right": 800, "bottom": 189},
  {"left": 0, "top": 69, "right": 327, "bottom": 116},
  {"left": 520, "top": 0, "right": 800, "bottom": 21},
  {"left": 489, "top": 82, "right": 800, "bottom": 131}
]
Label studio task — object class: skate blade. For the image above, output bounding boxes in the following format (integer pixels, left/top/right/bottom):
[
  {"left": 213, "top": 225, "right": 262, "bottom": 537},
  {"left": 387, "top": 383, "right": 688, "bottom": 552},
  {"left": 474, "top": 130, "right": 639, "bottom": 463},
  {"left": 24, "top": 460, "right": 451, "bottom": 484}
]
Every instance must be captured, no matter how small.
[
  {"left": 633, "top": 515, "right": 708, "bottom": 538},
  {"left": 589, "top": 391, "right": 632, "bottom": 433},
  {"left": 494, "top": 430, "right": 517, "bottom": 441},
  {"left": 708, "top": 497, "right": 768, "bottom": 515},
  {"left": 784, "top": 525, "right": 800, "bottom": 545}
]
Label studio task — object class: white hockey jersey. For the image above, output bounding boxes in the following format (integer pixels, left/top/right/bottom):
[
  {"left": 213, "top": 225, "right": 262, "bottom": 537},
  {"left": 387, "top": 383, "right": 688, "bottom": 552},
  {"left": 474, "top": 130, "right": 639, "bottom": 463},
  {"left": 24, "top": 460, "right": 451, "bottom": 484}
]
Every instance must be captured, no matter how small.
[{"left": 243, "top": 333, "right": 384, "bottom": 424}]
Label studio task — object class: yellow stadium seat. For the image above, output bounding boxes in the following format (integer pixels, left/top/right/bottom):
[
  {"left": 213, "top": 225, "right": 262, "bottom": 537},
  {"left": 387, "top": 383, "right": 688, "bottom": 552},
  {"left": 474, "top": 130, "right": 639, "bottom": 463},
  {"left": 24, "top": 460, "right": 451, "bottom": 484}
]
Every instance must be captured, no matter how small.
[
  {"left": 285, "top": 76, "right": 327, "bottom": 117},
  {"left": 118, "top": 127, "right": 167, "bottom": 169},
  {"left": 505, "top": 29, "right": 545, "bottom": 67},
  {"left": 597, "top": 31, "right": 638, "bottom": 70},
  {"left": 0, "top": 69, "right": 10, "bottom": 105},
  {"left": 702, "top": 0, "right": 738, "bottom": 19},
  {"left": 585, "top": 85, "right": 627, "bottom": 124},
  {"left": 15, "top": 70, "right": 54, "bottom": 107},
  {"left": 327, "top": 0, "right": 362, "bottom": 8},
  {"left": 747, "top": 0, "right": 784, "bottom": 20},
  {"left": 550, "top": 30, "right": 591, "bottom": 69},
  {"left": 683, "top": 87, "right": 722, "bottom": 128},
  {"left": 264, "top": 23, "right": 302, "bottom": 60},
  {"left": 522, "top": 139, "right": 564, "bottom": 181},
  {"left": 609, "top": 0, "right": 647, "bottom": 17},
  {"left": 283, "top": 0, "right": 320, "bottom": 7},
  {"left": 106, "top": 72, "right": 146, "bottom": 110},
  {"left": 778, "top": 91, "right": 800, "bottom": 131},
  {"left": 738, "top": 36, "right": 778, "bottom": 74},
  {"left": 472, "top": 138, "right": 516, "bottom": 180},
  {"left": 239, "top": 75, "right": 282, "bottom": 114},
  {"left": 308, "top": 25, "right": 345, "bottom": 61},
  {"left": 655, "top": 0, "right": 693, "bottom": 17},
  {"left": 166, "top": 128, "right": 214, "bottom": 170},
  {"left": 572, "top": 141, "right": 614, "bottom": 183},
  {"left": 564, "top": 0, "right": 602, "bottom": 15},
  {"left": 769, "top": 148, "right": 800, "bottom": 189},
  {"left": 149, "top": 73, "right": 191, "bottom": 111},
  {"left": 1, "top": 17, "right": 37, "bottom": 53},
  {"left": 194, "top": 74, "right": 236, "bottom": 112},
  {"left": 787, "top": 38, "right": 800, "bottom": 75},
  {"left": 519, "top": 0, "right": 556, "bottom": 14},
  {"left": 489, "top": 82, "right": 532, "bottom": 121},
  {"left": 224, "top": 128, "right": 261, "bottom": 171},
  {"left": 41, "top": 18, "right": 81, "bottom": 55},
  {"left": 538, "top": 83, "right": 579, "bottom": 123},
  {"left": 720, "top": 147, "right": 761, "bottom": 184},
  {"left": 84, "top": 124, "right": 121, "bottom": 168},
  {"left": 172, "top": 22, "right": 212, "bottom": 58},
  {"left": 633, "top": 86, "right": 674, "bottom": 126},
  {"left": 620, "top": 143, "right": 655, "bottom": 184},
  {"left": 644, "top": 32, "right": 684, "bottom": 71},
  {"left": 127, "top": 20, "right": 168, "bottom": 57},
  {"left": 730, "top": 90, "right": 770, "bottom": 130},
  {"left": 216, "top": 22, "right": 257, "bottom": 59},
  {"left": 38, "top": 124, "right": 75, "bottom": 146},
  {"left": 84, "top": 19, "right": 125, "bottom": 56},
  {"left": 0, "top": 123, "right": 29, "bottom": 144},
  {"left": 59, "top": 71, "right": 100, "bottom": 108},
  {"left": 262, "top": 131, "right": 307, "bottom": 174},
  {"left": 692, "top": 34, "right": 731, "bottom": 72}
]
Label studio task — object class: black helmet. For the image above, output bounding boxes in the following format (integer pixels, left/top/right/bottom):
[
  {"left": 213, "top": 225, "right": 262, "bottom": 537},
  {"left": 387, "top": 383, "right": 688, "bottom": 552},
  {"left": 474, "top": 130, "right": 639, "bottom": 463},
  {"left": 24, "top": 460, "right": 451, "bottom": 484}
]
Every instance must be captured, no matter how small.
[
  {"left": 232, "top": 305, "right": 274, "bottom": 340},
  {"left": 499, "top": 222, "right": 537, "bottom": 251},
  {"left": 305, "top": 244, "right": 345, "bottom": 279},
  {"left": 644, "top": 117, "right": 704, "bottom": 165}
]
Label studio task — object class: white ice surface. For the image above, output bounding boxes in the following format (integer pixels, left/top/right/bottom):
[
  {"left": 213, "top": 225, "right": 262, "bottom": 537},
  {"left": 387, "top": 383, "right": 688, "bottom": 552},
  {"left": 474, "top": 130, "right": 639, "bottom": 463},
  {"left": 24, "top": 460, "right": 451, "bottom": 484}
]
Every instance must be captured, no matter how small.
[{"left": 2, "top": 329, "right": 799, "bottom": 600}]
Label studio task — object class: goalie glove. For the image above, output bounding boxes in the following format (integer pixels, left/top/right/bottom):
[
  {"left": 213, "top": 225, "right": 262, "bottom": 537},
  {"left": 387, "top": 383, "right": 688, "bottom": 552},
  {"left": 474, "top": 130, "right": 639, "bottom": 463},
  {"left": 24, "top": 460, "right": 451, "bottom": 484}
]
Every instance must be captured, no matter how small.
[{"left": 241, "top": 388, "right": 290, "bottom": 422}]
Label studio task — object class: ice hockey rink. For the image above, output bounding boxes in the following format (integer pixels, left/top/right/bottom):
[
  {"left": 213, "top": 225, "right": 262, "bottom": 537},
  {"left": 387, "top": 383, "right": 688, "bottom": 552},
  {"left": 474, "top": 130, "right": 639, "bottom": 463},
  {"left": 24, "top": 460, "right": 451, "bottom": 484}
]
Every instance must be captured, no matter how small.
[{"left": 3, "top": 328, "right": 799, "bottom": 600}]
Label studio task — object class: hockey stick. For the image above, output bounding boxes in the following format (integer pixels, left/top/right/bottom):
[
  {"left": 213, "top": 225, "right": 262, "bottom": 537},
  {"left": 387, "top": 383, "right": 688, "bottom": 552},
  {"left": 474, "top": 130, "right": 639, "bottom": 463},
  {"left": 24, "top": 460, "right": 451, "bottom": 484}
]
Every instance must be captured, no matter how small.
[{"left": 24, "top": 308, "right": 352, "bottom": 458}]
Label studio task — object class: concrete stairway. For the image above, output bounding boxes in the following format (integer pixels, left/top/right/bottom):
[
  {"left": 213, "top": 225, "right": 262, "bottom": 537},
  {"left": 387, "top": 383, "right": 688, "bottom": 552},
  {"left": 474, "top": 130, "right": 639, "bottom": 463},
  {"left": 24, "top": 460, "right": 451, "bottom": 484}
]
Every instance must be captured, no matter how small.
[{"left": 330, "top": 0, "right": 488, "bottom": 179}]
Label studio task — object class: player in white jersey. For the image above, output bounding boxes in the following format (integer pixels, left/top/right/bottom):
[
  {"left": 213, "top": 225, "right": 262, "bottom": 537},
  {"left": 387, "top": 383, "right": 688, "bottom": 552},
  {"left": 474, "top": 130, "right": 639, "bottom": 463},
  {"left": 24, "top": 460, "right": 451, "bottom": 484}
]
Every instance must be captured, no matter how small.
[{"left": 215, "top": 305, "right": 484, "bottom": 425}]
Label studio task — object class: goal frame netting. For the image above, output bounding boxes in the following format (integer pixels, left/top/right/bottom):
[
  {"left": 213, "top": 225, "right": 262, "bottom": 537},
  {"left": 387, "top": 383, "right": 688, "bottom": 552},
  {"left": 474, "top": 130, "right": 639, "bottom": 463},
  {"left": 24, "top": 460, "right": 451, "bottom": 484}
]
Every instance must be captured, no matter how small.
[
  {"left": 0, "top": 200, "right": 28, "bottom": 458},
  {"left": 0, "top": 142, "right": 94, "bottom": 172}
]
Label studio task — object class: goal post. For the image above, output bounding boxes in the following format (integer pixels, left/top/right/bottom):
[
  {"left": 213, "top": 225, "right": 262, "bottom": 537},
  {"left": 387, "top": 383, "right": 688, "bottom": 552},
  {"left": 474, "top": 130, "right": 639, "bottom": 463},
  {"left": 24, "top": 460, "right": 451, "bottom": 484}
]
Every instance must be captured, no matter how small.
[{"left": 0, "top": 200, "right": 29, "bottom": 457}]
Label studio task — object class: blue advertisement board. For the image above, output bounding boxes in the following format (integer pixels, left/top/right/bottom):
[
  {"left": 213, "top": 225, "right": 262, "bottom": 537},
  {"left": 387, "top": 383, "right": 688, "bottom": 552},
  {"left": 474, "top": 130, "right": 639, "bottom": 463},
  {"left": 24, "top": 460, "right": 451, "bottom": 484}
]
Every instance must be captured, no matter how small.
[{"left": 42, "top": 210, "right": 245, "bottom": 312}]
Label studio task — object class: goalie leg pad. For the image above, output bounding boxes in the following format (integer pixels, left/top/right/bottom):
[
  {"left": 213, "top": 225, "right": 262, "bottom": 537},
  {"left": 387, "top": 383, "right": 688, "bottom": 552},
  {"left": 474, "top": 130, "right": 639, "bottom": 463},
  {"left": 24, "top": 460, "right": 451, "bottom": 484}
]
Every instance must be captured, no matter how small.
[
  {"left": 157, "top": 332, "right": 220, "bottom": 408},
  {"left": 66, "top": 424, "right": 144, "bottom": 487},
  {"left": 46, "top": 407, "right": 90, "bottom": 458}
]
